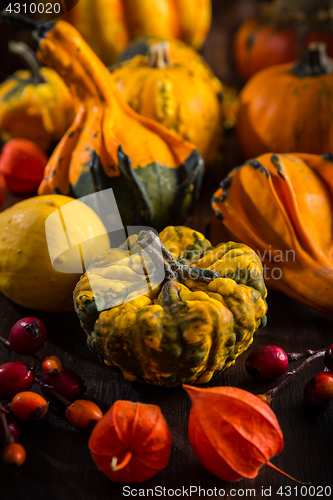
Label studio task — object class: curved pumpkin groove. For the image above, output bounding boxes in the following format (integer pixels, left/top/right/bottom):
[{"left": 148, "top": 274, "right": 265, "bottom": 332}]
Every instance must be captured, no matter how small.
[{"left": 212, "top": 152, "right": 333, "bottom": 316}]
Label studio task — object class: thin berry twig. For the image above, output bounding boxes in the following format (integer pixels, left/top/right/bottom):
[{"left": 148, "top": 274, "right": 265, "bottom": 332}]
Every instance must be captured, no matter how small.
[
  {"left": 34, "top": 376, "right": 71, "bottom": 408},
  {"left": 265, "top": 351, "right": 325, "bottom": 401},
  {"left": 288, "top": 348, "right": 326, "bottom": 362}
]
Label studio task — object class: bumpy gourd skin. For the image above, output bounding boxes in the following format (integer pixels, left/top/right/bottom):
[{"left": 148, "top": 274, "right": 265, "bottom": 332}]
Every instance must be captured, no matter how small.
[{"left": 74, "top": 226, "right": 267, "bottom": 387}]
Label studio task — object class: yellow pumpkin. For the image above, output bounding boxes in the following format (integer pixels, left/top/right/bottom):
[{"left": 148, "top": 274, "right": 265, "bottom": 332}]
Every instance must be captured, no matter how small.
[
  {"left": 0, "top": 194, "right": 110, "bottom": 312},
  {"left": 0, "top": 42, "right": 74, "bottom": 151},
  {"left": 111, "top": 38, "right": 223, "bottom": 165},
  {"left": 65, "top": 0, "right": 212, "bottom": 65}
]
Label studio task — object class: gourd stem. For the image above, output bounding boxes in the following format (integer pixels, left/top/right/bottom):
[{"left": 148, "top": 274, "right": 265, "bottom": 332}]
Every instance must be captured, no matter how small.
[
  {"left": 8, "top": 41, "right": 45, "bottom": 84},
  {"left": 291, "top": 42, "right": 333, "bottom": 77},
  {"left": 137, "top": 230, "right": 220, "bottom": 285},
  {"left": 147, "top": 42, "right": 173, "bottom": 69},
  {"left": 110, "top": 451, "right": 132, "bottom": 471},
  {"left": 266, "top": 462, "right": 310, "bottom": 485}
]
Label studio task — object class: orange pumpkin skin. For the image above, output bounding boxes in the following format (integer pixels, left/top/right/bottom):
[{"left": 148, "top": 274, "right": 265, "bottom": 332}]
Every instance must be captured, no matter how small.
[
  {"left": 234, "top": 19, "right": 299, "bottom": 82},
  {"left": 66, "top": 0, "right": 211, "bottom": 66},
  {"left": 211, "top": 152, "right": 333, "bottom": 316},
  {"left": 234, "top": 1, "right": 333, "bottom": 82},
  {"left": 237, "top": 43, "right": 333, "bottom": 159},
  {"left": 111, "top": 39, "right": 223, "bottom": 165}
]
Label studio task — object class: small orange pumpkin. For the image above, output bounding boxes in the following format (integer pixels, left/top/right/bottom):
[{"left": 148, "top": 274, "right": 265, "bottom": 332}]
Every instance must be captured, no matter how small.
[
  {"left": 237, "top": 42, "right": 333, "bottom": 159},
  {"left": 234, "top": 0, "right": 333, "bottom": 81},
  {"left": 111, "top": 39, "right": 224, "bottom": 165}
]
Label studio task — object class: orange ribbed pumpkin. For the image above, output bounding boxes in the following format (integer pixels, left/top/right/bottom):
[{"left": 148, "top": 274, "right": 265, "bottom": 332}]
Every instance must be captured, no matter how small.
[{"left": 66, "top": 0, "right": 211, "bottom": 65}]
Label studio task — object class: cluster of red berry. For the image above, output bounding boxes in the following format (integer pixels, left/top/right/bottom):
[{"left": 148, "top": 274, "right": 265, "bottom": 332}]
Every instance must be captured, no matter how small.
[
  {"left": 0, "top": 317, "right": 103, "bottom": 467},
  {"left": 244, "top": 344, "right": 333, "bottom": 409}
]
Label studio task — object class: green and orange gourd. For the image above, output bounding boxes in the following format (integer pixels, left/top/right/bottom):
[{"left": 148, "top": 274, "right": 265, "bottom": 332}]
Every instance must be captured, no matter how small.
[
  {"left": 73, "top": 226, "right": 267, "bottom": 387},
  {"left": 36, "top": 20, "right": 204, "bottom": 231}
]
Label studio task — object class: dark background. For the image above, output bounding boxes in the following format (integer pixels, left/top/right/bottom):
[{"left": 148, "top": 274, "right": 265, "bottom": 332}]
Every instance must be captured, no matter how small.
[{"left": 1, "top": 1, "right": 333, "bottom": 499}]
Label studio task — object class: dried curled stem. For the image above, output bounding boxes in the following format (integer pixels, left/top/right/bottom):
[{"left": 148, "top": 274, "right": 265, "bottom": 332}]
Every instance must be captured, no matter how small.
[{"left": 137, "top": 230, "right": 220, "bottom": 285}]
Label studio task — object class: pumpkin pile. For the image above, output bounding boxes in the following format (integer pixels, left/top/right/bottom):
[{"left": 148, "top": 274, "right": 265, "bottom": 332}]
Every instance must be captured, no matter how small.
[{"left": 0, "top": 0, "right": 332, "bottom": 490}]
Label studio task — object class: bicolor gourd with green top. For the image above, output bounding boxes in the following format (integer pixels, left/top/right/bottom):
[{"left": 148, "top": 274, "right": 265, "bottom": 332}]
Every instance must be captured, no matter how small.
[{"left": 36, "top": 21, "right": 203, "bottom": 231}]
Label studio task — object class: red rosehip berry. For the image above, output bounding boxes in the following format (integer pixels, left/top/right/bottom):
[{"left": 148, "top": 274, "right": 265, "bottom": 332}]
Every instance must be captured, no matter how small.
[
  {"left": 245, "top": 345, "right": 289, "bottom": 380},
  {"left": 2, "top": 443, "right": 26, "bottom": 466},
  {"left": 304, "top": 380, "right": 331, "bottom": 411},
  {"left": 0, "top": 414, "right": 20, "bottom": 446},
  {"left": 0, "top": 362, "right": 35, "bottom": 399},
  {"left": 41, "top": 367, "right": 86, "bottom": 402},
  {"left": 310, "top": 371, "right": 333, "bottom": 399},
  {"left": 42, "top": 356, "right": 62, "bottom": 376},
  {"left": 11, "top": 392, "right": 49, "bottom": 420},
  {"left": 66, "top": 400, "right": 103, "bottom": 429},
  {"left": 9, "top": 317, "right": 47, "bottom": 355},
  {"left": 324, "top": 344, "right": 333, "bottom": 372}
]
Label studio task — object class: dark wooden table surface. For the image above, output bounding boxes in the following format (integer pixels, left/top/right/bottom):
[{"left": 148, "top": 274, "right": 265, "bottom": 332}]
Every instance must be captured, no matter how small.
[{"left": 1, "top": 1, "right": 333, "bottom": 499}]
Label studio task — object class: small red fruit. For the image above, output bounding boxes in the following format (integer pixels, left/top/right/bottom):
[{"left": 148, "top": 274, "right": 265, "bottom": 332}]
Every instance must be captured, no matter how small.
[
  {"left": 66, "top": 400, "right": 103, "bottom": 429},
  {"left": 2, "top": 443, "right": 26, "bottom": 466},
  {"left": 9, "top": 317, "right": 47, "bottom": 355},
  {"left": 324, "top": 344, "right": 333, "bottom": 372},
  {"left": 0, "top": 138, "right": 48, "bottom": 194},
  {"left": 11, "top": 392, "right": 49, "bottom": 420},
  {"left": 0, "top": 414, "right": 20, "bottom": 446},
  {"left": 0, "top": 362, "right": 35, "bottom": 399},
  {"left": 304, "top": 381, "right": 331, "bottom": 411},
  {"left": 41, "top": 367, "right": 86, "bottom": 402},
  {"left": 245, "top": 345, "right": 289, "bottom": 380},
  {"left": 42, "top": 356, "right": 62, "bottom": 376},
  {"left": 310, "top": 371, "right": 333, "bottom": 400}
]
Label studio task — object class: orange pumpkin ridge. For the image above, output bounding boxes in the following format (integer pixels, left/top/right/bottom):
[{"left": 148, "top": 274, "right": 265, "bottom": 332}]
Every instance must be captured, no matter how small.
[
  {"left": 65, "top": 0, "right": 211, "bottom": 65},
  {"left": 237, "top": 43, "right": 333, "bottom": 159}
]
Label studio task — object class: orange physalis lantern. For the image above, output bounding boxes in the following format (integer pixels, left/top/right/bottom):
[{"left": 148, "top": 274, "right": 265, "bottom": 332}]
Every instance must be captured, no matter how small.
[{"left": 88, "top": 401, "right": 172, "bottom": 483}]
